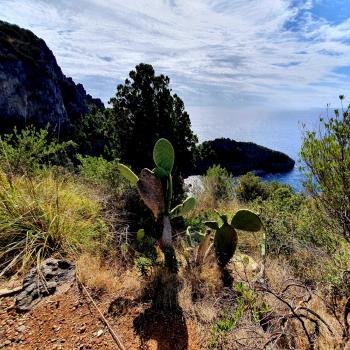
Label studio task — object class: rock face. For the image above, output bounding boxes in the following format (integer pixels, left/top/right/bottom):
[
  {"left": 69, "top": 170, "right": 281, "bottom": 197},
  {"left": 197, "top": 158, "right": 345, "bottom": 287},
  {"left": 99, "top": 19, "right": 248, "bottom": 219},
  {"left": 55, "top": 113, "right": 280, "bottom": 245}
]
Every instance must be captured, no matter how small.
[
  {"left": 16, "top": 258, "right": 75, "bottom": 312},
  {"left": 0, "top": 21, "right": 103, "bottom": 134},
  {"left": 195, "top": 138, "right": 295, "bottom": 175}
]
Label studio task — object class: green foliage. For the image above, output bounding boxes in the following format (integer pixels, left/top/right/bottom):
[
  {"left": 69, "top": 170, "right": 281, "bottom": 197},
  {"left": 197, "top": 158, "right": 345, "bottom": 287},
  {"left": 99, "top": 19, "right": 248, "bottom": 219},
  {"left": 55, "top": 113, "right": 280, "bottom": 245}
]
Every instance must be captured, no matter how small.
[
  {"left": 0, "top": 170, "right": 108, "bottom": 275},
  {"left": 116, "top": 163, "right": 139, "bottom": 187},
  {"left": 301, "top": 97, "right": 350, "bottom": 242},
  {"left": 249, "top": 183, "right": 341, "bottom": 281},
  {"left": 77, "top": 155, "right": 121, "bottom": 189},
  {"left": 235, "top": 172, "right": 269, "bottom": 202},
  {"left": 107, "top": 63, "right": 198, "bottom": 200},
  {"left": 208, "top": 282, "right": 271, "bottom": 349},
  {"left": 0, "top": 127, "right": 75, "bottom": 175},
  {"left": 153, "top": 138, "right": 175, "bottom": 175},
  {"left": 203, "top": 165, "right": 234, "bottom": 202},
  {"left": 231, "top": 209, "right": 262, "bottom": 232},
  {"left": 135, "top": 256, "right": 155, "bottom": 277},
  {"left": 206, "top": 209, "right": 262, "bottom": 267}
]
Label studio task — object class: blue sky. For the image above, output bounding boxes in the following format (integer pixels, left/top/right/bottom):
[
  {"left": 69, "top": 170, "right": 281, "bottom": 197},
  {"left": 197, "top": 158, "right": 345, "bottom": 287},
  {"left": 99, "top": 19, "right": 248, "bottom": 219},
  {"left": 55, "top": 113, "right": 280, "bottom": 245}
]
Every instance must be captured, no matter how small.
[{"left": 1, "top": 0, "right": 350, "bottom": 109}]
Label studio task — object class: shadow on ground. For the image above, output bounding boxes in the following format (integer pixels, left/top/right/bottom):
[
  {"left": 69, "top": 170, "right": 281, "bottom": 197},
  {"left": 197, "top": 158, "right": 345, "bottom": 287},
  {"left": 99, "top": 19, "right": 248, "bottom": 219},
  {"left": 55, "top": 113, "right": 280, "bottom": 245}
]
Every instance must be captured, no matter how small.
[
  {"left": 133, "top": 272, "right": 188, "bottom": 350},
  {"left": 134, "top": 305, "right": 188, "bottom": 350}
]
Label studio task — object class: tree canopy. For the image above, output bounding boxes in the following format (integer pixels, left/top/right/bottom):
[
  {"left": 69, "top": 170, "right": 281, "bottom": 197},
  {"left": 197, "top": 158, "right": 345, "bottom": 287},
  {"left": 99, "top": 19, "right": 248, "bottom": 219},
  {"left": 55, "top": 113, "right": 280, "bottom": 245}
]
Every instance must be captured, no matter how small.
[{"left": 107, "top": 64, "right": 198, "bottom": 177}]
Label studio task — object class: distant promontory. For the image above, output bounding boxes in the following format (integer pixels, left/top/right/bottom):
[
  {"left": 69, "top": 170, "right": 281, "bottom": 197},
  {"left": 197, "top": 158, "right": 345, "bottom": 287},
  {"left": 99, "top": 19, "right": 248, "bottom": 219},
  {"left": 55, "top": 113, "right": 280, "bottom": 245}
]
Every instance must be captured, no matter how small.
[{"left": 193, "top": 138, "right": 295, "bottom": 175}]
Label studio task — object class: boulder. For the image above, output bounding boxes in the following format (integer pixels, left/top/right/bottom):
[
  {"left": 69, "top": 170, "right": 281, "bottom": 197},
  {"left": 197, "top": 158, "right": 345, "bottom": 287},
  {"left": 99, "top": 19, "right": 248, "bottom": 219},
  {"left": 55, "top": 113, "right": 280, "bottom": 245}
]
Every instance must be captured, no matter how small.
[{"left": 15, "top": 258, "right": 75, "bottom": 312}]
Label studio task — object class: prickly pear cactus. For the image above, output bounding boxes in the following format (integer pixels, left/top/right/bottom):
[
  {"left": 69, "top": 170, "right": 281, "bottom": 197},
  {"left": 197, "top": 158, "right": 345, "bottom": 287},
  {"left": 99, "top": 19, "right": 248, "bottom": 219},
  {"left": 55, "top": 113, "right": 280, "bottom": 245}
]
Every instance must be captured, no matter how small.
[
  {"left": 205, "top": 209, "right": 262, "bottom": 267},
  {"left": 117, "top": 163, "right": 139, "bottom": 187},
  {"left": 214, "top": 223, "right": 238, "bottom": 267},
  {"left": 153, "top": 138, "right": 174, "bottom": 175},
  {"left": 231, "top": 209, "right": 262, "bottom": 232},
  {"left": 137, "top": 168, "right": 165, "bottom": 218},
  {"left": 170, "top": 196, "right": 196, "bottom": 218}
]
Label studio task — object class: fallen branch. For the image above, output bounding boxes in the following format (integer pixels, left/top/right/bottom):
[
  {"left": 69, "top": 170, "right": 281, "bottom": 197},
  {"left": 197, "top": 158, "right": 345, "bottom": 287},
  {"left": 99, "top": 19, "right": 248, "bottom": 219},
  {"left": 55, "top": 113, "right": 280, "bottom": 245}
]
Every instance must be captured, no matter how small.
[
  {"left": 0, "top": 286, "right": 22, "bottom": 298},
  {"left": 76, "top": 277, "right": 126, "bottom": 350}
]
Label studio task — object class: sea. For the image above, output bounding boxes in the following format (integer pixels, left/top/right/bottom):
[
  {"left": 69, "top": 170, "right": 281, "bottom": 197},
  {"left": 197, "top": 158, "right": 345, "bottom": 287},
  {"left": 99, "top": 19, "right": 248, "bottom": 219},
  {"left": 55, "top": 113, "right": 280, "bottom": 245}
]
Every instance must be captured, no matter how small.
[{"left": 188, "top": 106, "right": 326, "bottom": 192}]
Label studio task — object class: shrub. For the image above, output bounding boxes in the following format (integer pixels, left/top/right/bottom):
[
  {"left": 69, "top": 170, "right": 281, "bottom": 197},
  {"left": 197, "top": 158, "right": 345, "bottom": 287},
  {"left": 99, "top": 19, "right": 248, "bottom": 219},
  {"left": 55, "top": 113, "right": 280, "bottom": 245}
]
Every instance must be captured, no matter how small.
[
  {"left": 251, "top": 185, "right": 339, "bottom": 282},
  {"left": 0, "top": 170, "right": 109, "bottom": 275},
  {"left": 203, "top": 165, "right": 234, "bottom": 202},
  {"left": 0, "top": 127, "right": 75, "bottom": 176},
  {"left": 301, "top": 96, "right": 350, "bottom": 242},
  {"left": 77, "top": 155, "right": 121, "bottom": 189},
  {"left": 235, "top": 172, "right": 269, "bottom": 202}
]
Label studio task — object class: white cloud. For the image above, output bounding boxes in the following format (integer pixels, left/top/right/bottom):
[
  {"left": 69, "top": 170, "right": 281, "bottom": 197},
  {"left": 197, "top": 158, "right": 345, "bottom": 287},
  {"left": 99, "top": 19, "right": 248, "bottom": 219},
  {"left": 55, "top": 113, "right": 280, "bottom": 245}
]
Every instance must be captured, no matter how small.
[{"left": 1, "top": 0, "right": 350, "bottom": 107}]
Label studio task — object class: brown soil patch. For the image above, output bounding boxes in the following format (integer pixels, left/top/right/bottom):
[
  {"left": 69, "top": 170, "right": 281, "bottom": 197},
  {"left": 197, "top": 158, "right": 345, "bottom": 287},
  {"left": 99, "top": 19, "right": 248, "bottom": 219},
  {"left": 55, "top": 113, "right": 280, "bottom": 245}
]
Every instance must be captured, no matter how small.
[{"left": 0, "top": 282, "right": 202, "bottom": 350}]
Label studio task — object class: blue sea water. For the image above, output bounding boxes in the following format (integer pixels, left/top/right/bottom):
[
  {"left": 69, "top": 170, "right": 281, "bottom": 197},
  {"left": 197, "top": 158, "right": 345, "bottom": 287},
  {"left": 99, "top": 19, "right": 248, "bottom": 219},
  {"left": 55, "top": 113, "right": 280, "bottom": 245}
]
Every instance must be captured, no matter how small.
[{"left": 187, "top": 106, "right": 325, "bottom": 191}]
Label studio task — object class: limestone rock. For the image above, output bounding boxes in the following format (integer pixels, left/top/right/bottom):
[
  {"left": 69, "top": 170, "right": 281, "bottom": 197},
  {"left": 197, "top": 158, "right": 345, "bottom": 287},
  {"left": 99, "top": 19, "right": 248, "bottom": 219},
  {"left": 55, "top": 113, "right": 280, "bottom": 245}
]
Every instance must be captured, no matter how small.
[
  {"left": 0, "top": 20, "right": 103, "bottom": 134},
  {"left": 15, "top": 258, "right": 75, "bottom": 312}
]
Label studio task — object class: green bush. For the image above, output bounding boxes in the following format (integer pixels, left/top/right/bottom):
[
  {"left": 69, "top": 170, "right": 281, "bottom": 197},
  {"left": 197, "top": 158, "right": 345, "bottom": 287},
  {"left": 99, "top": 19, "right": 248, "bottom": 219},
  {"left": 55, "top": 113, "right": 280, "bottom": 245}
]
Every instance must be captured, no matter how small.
[
  {"left": 235, "top": 172, "right": 269, "bottom": 202},
  {"left": 0, "top": 127, "right": 75, "bottom": 175},
  {"left": 251, "top": 185, "right": 339, "bottom": 281},
  {"left": 77, "top": 155, "right": 121, "bottom": 189},
  {"left": 203, "top": 165, "right": 234, "bottom": 202},
  {"left": 301, "top": 96, "right": 350, "bottom": 242}
]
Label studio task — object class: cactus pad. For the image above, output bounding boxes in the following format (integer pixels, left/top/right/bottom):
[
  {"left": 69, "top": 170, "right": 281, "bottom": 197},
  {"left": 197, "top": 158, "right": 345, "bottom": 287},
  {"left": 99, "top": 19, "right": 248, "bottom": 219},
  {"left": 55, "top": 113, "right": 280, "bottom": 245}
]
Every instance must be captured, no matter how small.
[
  {"left": 214, "top": 223, "right": 238, "bottom": 267},
  {"left": 153, "top": 138, "right": 174, "bottom": 175},
  {"left": 231, "top": 209, "right": 262, "bottom": 232},
  {"left": 170, "top": 196, "right": 196, "bottom": 218},
  {"left": 137, "top": 168, "right": 165, "bottom": 218},
  {"left": 117, "top": 163, "right": 139, "bottom": 187}
]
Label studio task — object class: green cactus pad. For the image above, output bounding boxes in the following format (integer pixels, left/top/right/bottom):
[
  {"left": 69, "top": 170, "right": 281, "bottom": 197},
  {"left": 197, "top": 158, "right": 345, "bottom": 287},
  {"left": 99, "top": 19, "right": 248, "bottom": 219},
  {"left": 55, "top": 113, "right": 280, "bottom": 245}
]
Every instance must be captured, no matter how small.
[
  {"left": 170, "top": 196, "right": 196, "bottom": 218},
  {"left": 117, "top": 163, "right": 139, "bottom": 187},
  {"left": 153, "top": 166, "right": 168, "bottom": 179},
  {"left": 153, "top": 138, "right": 174, "bottom": 174},
  {"left": 205, "top": 221, "right": 220, "bottom": 230},
  {"left": 231, "top": 209, "right": 262, "bottom": 232},
  {"left": 214, "top": 223, "right": 238, "bottom": 267}
]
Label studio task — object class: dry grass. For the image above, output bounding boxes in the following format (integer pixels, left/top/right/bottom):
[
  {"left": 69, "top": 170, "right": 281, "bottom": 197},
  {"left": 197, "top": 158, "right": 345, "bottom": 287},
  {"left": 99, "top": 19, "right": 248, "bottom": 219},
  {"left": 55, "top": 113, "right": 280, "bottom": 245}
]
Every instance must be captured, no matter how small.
[
  {"left": 77, "top": 253, "right": 142, "bottom": 296},
  {"left": 0, "top": 169, "right": 110, "bottom": 276}
]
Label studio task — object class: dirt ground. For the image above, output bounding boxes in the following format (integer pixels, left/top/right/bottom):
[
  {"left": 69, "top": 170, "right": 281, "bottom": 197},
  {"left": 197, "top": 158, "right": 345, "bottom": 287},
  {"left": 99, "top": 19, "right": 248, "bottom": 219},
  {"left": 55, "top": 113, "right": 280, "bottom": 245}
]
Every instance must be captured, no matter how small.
[{"left": 0, "top": 282, "right": 203, "bottom": 350}]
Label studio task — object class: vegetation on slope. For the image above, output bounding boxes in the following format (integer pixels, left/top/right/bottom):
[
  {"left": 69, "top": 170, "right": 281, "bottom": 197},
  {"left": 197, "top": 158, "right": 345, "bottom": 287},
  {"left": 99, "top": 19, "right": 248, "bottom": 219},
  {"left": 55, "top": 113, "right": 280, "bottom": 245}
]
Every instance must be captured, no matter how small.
[{"left": 0, "top": 33, "right": 349, "bottom": 347}]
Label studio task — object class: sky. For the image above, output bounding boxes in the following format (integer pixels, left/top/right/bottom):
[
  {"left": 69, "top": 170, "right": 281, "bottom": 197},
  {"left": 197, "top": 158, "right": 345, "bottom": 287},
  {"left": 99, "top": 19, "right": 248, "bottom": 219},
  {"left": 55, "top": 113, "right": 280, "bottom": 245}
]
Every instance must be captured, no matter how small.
[{"left": 1, "top": 0, "right": 350, "bottom": 110}]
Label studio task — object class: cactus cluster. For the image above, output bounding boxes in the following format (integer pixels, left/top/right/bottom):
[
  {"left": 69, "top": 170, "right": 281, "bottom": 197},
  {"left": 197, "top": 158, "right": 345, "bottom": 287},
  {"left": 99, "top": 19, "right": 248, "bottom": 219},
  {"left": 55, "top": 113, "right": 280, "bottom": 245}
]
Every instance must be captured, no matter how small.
[
  {"left": 117, "top": 138, "right": 196, "bottom": 270},
  {"left": 205, "top": 209, "right": 262, "bottom": 267}
]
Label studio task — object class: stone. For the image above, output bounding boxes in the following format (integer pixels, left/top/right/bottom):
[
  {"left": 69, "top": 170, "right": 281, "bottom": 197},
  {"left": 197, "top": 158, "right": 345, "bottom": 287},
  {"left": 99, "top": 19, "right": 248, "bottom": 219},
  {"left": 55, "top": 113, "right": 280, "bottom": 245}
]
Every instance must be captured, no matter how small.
[
  {"left": 15, "top": 258, "right": 75, "bottom": 312},
  {"left": 15, "top": 325, "right": 25, "bottom": 333},
  {"left": 96, "top": 330, "right": 103, "bottom": 337}
]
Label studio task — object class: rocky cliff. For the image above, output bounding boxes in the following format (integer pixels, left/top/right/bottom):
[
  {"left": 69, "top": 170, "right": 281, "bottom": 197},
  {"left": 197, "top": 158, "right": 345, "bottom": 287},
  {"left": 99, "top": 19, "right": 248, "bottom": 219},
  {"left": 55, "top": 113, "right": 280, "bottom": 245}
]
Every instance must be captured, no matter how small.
[
  {"left": 0, "top": 20, "right": 103, "bottom": 135},
  {"left": 195, "top": 138, "right": 295, "bottom": 175}
]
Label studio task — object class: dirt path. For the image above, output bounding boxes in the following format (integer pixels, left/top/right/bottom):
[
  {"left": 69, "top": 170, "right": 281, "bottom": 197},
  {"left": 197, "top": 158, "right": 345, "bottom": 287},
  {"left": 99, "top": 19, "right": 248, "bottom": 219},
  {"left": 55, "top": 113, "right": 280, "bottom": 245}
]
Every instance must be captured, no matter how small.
[{"left": 0, "top": 282, "right": 202, "bottom": 350}]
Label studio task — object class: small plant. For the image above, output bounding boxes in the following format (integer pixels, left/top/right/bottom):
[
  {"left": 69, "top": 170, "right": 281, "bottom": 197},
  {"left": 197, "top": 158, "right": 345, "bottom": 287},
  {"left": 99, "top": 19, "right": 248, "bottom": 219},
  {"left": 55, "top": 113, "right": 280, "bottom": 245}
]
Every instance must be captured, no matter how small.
[
  {"left": 118, "top": 138, "right": 196, "bottom": 272},
  {"left": 205, "top": 209, "right": 262, "bottom": 267},
  {"left": 208, "top": 282, "right": 271, "bottom": 349}
]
